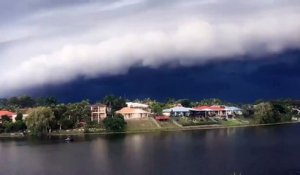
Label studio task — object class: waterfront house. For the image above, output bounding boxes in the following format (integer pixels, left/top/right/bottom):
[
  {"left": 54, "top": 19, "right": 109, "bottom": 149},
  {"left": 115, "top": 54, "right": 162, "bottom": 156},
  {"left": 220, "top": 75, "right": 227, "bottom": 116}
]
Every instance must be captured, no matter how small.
[
  {"left": 0, "top": 110, "right": 15, "bottom": 124},
  {"left": 91, "top": 104, "right": 107, "bottom": 123},
  {"left": 193, "top": 106, "right": 226, "bottom": 117},
  {"left": 224, "top": 106, "right": 243, "bottom": 116},
  {"left": 163, "top": 106, "right": 195, "bottom": 117},
  {"left": 126, "top": 102, "right": 151, "bottom": 113},
  {"left": 126, "top": 102, "right": 149, "bottom": 109},
  {"left": 193, "top": 106, "right": 242, "bottom": 118},
  {"left": 116, "top": 107, "right": 149, "bottom": 120},
  {"left": 11, "top": 108, "right": 31, "bottom": 122}
]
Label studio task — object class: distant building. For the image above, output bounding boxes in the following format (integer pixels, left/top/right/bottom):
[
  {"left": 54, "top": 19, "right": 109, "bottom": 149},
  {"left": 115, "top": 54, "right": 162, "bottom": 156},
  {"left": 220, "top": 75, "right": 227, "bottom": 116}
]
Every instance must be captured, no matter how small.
[
  {"left": 193, "top": 106, "right": 243, "bottom": 118},
  {"left": 0, "top": 110, "right": 15, "bottom": 124},
  {"left": 126, "top": 102, "right": 150, "bottom": 111},
  {"left": 224, "top": 106, "right": 243, "bottom": 116},
  {"left": 116, "top": 107, "right": 149, "bottom": 120},
  {"left": 12, "top": 108, "right": 31, "bottom": 122},
  {"left": 193, "top": 106, "right": 226, "bottom": 117},
  {"left": 91, "top": 104, "right": 107, "bottom": 123},
  {"left": 163, "top": 106, "right": 195, "bottom": 117}
]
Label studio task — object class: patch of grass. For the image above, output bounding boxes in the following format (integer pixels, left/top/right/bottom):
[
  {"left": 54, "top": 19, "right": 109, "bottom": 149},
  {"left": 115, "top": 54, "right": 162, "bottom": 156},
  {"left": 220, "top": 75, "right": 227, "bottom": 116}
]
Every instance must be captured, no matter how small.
[
  {"left": 158, "top": 120, "right": 180, "bottom": 128},
  {"left": 177, "top": 117, "right": 219, "bottom": 126},
  {"left": 126, "top": 119, "right": 159, "bottom": 131},
  {"left": 220, "top": 119, "right": 243, "bottom": 126}
]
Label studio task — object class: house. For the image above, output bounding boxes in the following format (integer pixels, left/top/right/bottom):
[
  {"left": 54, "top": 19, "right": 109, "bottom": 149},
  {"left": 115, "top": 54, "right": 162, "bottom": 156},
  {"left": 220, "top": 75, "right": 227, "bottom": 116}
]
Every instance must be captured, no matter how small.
[
  {"left": 116, "top": 107, "right": 149, "bottom": 120},
  {"left": 91, "top": 104, "right": 107, "bottom": 123},
  {"left": 12, "top": 108, "right": 31, "bottom": 122},
  {"left": 193, "top": 106, "right": 242, "bottom": 118},
  {"left": 0, "top": 110, "right": 15, "bottom": 124},
  {"left": 126, "top": 102, "right": 150, "bottom": 112},
  {"left": 193, "top": 106, "right": 226, "bottom": 117},
  {"left": 163, "top": 106, "right": 195, "bottom": 117},
  {"left": 126, "top": 102, "right": 149, "bottom": 109},
  {"left": 224, "top": 106, "right": 243, "bottom": 116}
]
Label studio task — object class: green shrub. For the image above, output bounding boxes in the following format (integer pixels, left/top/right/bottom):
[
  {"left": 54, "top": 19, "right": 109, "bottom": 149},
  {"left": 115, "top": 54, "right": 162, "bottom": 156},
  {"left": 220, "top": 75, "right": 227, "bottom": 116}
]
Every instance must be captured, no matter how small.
[
  {"left": 3, "top": 121, "right": 14, "bottom": 133},
  {"left": 103, "top": 114, "right": 126, "bottom": 131},
  {"left": 61, "top": 119, "right": 74, "bottom": 130}
]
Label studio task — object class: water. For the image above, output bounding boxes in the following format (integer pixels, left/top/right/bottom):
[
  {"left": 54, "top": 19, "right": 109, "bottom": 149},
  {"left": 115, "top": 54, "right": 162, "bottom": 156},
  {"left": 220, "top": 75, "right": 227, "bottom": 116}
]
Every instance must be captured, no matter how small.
[{"left": 1, "top": 124, "right": 300, "bottom": 175}]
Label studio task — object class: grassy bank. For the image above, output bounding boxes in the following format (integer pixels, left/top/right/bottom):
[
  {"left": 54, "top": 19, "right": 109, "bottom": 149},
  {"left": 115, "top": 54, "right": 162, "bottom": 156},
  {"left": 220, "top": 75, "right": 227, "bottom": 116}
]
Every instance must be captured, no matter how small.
[{"left": 1, "top": 120, "right": 300, "bottom": 138}]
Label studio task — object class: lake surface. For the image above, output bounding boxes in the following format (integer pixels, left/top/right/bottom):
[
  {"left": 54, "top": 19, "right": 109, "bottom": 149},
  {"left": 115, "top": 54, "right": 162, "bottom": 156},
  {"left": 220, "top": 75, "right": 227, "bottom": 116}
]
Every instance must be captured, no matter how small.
[{"left": 1, "top": 124, "right": 300, "bottom": 175}]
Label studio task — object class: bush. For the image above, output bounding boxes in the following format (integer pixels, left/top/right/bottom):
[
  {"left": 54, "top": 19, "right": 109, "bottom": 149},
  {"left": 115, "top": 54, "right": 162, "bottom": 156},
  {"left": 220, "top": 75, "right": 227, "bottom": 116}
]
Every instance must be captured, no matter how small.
[
  {"left": 253, "top": 102, "right": 293, "bottom": 124},
  {"left": 3, "top": 121, "right": 14, "bottom": 133},
  {"left": 0, "top": 127, "right": 4, "bottom": 133},
  {"left": 61, "top": 119, "right": 74, "bottom": 130},
  {"left": 15, "top": 113, "right": 23, "bottom": 121},
  {"left": 13, "top": 121, "right": 27, "bottom": 131},
  {"left": 103, "top": 114, "right": 126, "bottom": 131},
  {"left": 86, "top": 121, "right": 102, "bottom": 128}
]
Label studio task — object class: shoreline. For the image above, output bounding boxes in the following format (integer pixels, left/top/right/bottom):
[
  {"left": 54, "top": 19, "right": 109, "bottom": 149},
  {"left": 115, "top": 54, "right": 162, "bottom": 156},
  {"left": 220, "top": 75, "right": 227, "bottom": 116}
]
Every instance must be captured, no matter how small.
[{"left": 1, "top": 120, "right": 299, "bottom": 138}]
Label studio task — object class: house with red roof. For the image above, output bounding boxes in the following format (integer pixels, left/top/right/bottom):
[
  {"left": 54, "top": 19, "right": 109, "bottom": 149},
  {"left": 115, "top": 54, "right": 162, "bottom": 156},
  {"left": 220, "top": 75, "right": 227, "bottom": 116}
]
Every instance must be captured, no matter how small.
[
  {"left": 192, "top": 106, "right": 226, "bottom": 117},
  {"left": 0, "top": 110, "right": 15, "bottom": 124},
  {"left": 192, "top": 106, "right": 243, "bottom": 118}
]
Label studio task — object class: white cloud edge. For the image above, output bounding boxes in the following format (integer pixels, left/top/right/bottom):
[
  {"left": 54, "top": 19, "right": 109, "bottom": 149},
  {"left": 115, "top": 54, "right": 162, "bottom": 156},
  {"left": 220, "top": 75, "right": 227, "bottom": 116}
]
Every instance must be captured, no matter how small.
[{"left": 0, "top": 0, "right": 300, "bottom": 95}]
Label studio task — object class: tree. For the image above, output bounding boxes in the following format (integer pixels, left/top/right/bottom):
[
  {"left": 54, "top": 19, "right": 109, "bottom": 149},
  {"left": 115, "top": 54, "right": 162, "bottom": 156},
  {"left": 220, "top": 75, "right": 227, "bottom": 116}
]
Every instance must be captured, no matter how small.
[
  {"left": 13, "top": 120, "right": 27, "bottom": 131},
  {"left": 18, "top": 96, "right": 35, "bottom": 108},
  {"left": 2, "top": 121, "right": 13, "bottom": 133},
  {"left": 36, "top": 97, "right": 58, "bottom": 107},
  {"left": 0, "top": 98, "right": 8, "bottom": 109},
  {"left": 51, "top": 104, "right": 68, "bottom": 130},
  {"left": 150, "top": 102, "right": 163, "bottom": 115},
  {"left": 65, "top": 100, "right": 91, "bottom": 127},
  {"left": 272, "top": 103, "right": 292, "bottom": 122},
  {"left": 103, "top": 114, "right": 126, "bottom": 131},
  {"left": 15, "top": 113, "right": 23, "bottom": 121},
  {"left": 254, "top": 102, "right": 280, "bottom": 124},
  {"left": 1, "top": 115, "right": 12, "bottom": 122},
  {"left": 102, "top": 95, "right": 126, "bottom": 113},
  {"left": 25, "top": 107, "right": 55, "bottom": 135},
  {"left": 61, "top": 119, "right": 74, "bottom": 130},
  {"left": 178, "top": 99, "right": 192, "bottom": 107},
  {"left": 198, "top": 98, "right": 223, "bottom": 106}
]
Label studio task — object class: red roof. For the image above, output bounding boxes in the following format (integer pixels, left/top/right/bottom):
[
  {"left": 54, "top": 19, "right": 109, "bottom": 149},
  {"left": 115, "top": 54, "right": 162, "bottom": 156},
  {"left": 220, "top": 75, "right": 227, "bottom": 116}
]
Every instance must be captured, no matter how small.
[
  {"left": 0, "top": 110, "right": 15, "bottom": 118},
  {"left": 155, "top": 116, "right": 170, "bottom": 120},
  {"left": 193, "top": 106, "right": 225, "bottom": 111}
]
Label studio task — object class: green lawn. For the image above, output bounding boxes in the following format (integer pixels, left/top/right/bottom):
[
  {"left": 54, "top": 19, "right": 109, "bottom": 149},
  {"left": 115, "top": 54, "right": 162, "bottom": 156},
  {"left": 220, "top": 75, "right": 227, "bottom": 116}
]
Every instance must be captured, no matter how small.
[
  {"left": 220, "top": 119, "right": 243, "bottom": 126},
  {"left": 126, "top": 119, "right": 159, "bottom": 131},
  {"left": 177, "top": 117, "right": 219, "bottom": 126},
  {"left": 157, "top": 120, "right": 180, "bottom": 129}
]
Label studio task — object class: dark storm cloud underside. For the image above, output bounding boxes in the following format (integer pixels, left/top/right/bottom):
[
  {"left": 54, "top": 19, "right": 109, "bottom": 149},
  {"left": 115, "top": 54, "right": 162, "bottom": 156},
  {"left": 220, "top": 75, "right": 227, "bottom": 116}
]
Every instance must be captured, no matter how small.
[{"left": 25, "top": 50, "right": 300, "bottom": 103}]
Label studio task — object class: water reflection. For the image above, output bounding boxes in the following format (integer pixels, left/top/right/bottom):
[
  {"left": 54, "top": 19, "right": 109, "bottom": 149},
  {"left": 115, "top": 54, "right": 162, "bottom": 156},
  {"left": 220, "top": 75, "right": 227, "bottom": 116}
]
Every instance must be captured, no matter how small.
[{"left": 1, "top": 124, "right": 300, "bottom": 175}]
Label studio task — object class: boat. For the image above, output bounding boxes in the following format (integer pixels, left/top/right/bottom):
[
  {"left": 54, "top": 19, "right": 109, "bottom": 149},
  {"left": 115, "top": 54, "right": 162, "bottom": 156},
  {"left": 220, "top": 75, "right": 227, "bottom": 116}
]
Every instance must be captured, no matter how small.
[{"left": 64, "top": 136, "right": 74, "bottom": 142}]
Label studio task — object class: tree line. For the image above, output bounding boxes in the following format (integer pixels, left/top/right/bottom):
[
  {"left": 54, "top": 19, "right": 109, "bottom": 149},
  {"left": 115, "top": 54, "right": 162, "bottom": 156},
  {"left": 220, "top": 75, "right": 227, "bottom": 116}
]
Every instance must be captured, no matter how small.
[{"left": 0, "top": 96, "right": 299, "bottom": 135}]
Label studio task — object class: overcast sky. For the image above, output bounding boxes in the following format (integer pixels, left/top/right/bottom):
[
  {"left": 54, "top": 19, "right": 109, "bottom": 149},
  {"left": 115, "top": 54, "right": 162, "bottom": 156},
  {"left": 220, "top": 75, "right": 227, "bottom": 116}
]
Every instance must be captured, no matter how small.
[{"left": 0, "top": 0, "right": 300, "bottom": 101}]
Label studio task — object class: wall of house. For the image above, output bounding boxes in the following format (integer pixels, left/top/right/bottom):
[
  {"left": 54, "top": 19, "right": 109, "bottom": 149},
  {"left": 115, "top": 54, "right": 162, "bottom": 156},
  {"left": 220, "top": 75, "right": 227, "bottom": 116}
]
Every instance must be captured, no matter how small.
[{"left": 122, "top": 113, "right": 148, "bottom": 120}]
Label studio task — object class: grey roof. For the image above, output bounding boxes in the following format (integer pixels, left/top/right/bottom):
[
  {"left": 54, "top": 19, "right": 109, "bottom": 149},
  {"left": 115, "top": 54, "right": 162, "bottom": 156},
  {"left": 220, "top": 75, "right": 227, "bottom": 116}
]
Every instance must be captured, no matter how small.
[
  {"left": 163, "top": 106, "right": 194, "bottom": 113},
  {"left": 225, "top": 106, "right": 242, "bottom": 111}
]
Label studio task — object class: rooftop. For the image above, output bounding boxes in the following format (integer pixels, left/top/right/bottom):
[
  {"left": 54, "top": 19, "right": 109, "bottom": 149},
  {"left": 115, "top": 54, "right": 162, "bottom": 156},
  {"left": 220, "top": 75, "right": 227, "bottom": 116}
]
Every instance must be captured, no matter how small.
[
  {"left": 0, "top": 110, "right": 15, "bottom": 117},
  {"left": 116, "top": 107, "right": 149, "bottom": 114}
]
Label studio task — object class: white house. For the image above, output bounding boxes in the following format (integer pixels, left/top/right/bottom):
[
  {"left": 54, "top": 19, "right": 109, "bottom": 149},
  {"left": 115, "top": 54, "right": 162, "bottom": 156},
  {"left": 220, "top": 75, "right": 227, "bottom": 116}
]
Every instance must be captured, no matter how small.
[{"left": 163, "top": 106, "right": 194, "bottom": 117}]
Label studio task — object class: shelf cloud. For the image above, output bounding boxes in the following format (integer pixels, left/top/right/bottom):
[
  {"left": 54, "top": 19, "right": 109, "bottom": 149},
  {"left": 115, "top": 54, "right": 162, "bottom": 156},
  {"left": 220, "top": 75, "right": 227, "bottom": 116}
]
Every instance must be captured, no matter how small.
[{"left": 0, "top": 0, "right": 300, "bottom": 95}]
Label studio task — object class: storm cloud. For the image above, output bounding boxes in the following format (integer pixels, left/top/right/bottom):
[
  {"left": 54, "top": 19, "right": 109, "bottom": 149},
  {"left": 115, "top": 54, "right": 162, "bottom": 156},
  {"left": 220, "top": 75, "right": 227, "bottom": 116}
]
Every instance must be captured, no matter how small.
[{"left": 0, "top": 0, "right": 300, "bottom": 95}]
